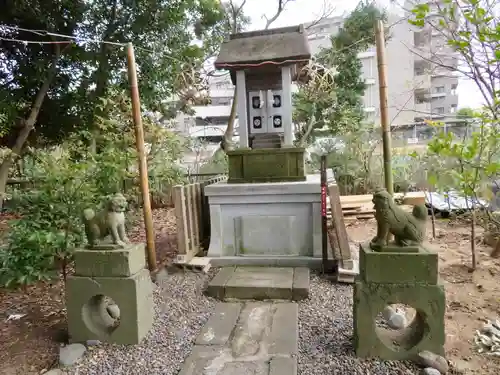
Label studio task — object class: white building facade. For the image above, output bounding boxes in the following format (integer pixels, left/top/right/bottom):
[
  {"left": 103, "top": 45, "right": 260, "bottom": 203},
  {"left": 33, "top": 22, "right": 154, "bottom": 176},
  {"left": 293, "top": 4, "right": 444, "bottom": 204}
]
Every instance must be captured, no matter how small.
[{"left": 177, "top": 1, "right": 459, "bottom": 139}]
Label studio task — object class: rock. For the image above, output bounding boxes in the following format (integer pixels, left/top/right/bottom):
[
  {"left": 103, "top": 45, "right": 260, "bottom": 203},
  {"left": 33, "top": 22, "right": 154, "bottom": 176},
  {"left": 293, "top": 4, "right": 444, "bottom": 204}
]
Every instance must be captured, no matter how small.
[
  {"left": 416, "top": 351, "right": 449, "bottom": 374},
  {"left": 106, "top": 304, "right": 120, "bottom": 319},
  {"left": 388, "top": 312, "right": 407, "bottom": 329},
  {"left": 59, "top": 343, "right": 87, "bottom": 367},
  {"left": 86, "top": 339, "right": 101, "bottom": 346},
  {"left": 382, "top": 306, "right": 395, "bottom": 321},
  {"left": 421, "top": 368, "right": 442, "bottom": 375},
  {"left": 382, "top": 306, "right": 407, "bottom": 329}
]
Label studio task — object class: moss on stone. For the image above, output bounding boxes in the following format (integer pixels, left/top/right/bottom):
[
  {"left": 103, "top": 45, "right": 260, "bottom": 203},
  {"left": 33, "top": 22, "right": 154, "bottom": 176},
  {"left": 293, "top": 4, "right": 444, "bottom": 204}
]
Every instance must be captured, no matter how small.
[
  {"left": 359, "top": 242, "right": 439, "bottom": 285},
  {"left": 227, "top": 147, "right": 306, "bottom": 183},
  {"left": 353, "top": 280, "right": 446, "bottom": 360}
]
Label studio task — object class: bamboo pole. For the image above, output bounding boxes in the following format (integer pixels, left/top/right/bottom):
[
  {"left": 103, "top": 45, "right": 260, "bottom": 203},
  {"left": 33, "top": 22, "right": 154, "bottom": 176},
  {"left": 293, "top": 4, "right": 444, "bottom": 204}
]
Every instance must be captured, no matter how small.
[
  {"left": 375, "top": 20, "right": 393, "bottom": 195},
  {"left": 320, "top": 155, "right": 328, "bottom": 275},
  {"left": 126, "top": 43, "right": 157, "bottom": 271}
]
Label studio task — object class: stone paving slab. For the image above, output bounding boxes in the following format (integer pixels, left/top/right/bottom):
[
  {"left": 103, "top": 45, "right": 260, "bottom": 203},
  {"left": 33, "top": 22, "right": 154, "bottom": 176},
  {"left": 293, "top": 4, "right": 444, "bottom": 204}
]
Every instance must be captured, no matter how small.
[
  {"left": 205, "top": 266, "right": 309, "bottom": 301},
  {"left": 180, "top": 302, "right": 298, "bottom": 375}
]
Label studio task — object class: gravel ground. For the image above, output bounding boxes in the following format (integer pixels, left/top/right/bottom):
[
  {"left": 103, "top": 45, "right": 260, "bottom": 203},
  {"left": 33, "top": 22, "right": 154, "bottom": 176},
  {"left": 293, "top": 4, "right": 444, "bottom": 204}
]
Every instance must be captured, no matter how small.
[
  {"left": 62, "top": 269, "right": 217, "bottom": 375},
  {"left": 60, "top": 269, "right": 420, "bottom": 375},
  {"left": 298, "top": 274, "right": 419, "bottom": 375}
]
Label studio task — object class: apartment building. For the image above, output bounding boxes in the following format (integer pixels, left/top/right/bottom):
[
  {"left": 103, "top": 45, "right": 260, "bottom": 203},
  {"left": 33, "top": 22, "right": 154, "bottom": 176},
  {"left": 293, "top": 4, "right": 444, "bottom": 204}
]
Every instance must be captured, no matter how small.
[
  {"left": 306, "top": 0, "right": 459, "bottom": 126},
  {"left": 175, "top": 73, "right": 238, "bottom": 142},
  {"left": 177, "top": 1, "right": 459, "bottom": 139}
]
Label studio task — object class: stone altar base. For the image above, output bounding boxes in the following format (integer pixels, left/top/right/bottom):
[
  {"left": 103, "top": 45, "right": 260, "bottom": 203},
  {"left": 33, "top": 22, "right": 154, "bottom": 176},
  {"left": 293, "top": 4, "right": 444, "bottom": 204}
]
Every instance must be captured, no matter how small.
[
  {"left": 205, "top": 174, "right": 328, "bottom": 267},
  {"left": 353, "top": 243, "right": 445, "bottom": 360},
  {"left": 66, "top": 244, "right": 154, "bottom": 345}
]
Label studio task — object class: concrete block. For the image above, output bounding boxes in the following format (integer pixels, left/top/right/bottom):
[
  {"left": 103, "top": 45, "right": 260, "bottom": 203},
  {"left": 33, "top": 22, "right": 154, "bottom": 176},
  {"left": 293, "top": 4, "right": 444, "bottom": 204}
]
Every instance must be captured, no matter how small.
[
  {"left": 270, "top": 357, "right": 297, "bottom": 375},
  {"left": 292, "top": 268, "right": 309, "bottom": 300},
  {"left": 205, "top": 266, "right": 235, "bottom": 299},
  {"left": 353, "top": 280, "right": 445, "bottom": 360},
  {"left": 195, "top": 303, "right": 241, "bottom": 345},
  {"left": 359, "top": 243, "right": 438, "bottom": 285},
  {"left": 227, "top": 147, "right": 306, "bottom": 183},
  {"left": 219, "top": 361, "right": 269, "bottom": 375},
  {"left": 268, "top": 303, "right": 298, "bottom": 355},
  {"left": 66, "top": 268, "right": 154, "bottom": 345},
  {"left": 224, "top": 267, "right": 293, "bottom": 300},
  {"left": 73, "top": 243, "right": 146, "bottom": 277},
  {"left": 337, "top": 260, "right": 359, "bottom": 284},
  {"left": 238, "top": 215, "right": 300, "bottom": 256},
  {"left": 206, "top": 176, "right": 323, "bottom": 260},
  {"left": 177, "top": 346, "right": 229, "bottom": 375}
]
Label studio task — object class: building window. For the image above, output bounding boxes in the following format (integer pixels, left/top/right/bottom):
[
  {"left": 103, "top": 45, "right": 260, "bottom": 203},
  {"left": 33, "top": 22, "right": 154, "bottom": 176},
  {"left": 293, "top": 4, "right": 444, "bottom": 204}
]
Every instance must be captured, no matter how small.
[
  {"left": 450, "top": 104, "right": 457, "bottom": 113},
  {"left": 451, "top": 84, "right": 457, "bottom": 95},
  {"left": 211, "top": 97, "right": 232, "bottom": 106},
  {"left": 435, "top": 107, "right": 445, "bottom": 114},
  {"left": 415, "top": 96, "right": 426, "bottom": 104},
  {"left": 435, "top": 86, "right": 445, "bottom": 93}
]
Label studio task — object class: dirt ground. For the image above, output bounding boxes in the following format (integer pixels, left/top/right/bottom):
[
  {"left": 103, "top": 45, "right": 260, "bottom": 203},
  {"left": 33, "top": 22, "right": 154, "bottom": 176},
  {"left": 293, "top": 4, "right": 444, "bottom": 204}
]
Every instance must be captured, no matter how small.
[
  {"left": 1, "top": 211, "right": 499, "bottom": 374},
  {"left": 346, "top": 218, "right": 500, "bottom": 375},
  {"left": 0, "top": 208, "right": 177, "bottom": 375}
]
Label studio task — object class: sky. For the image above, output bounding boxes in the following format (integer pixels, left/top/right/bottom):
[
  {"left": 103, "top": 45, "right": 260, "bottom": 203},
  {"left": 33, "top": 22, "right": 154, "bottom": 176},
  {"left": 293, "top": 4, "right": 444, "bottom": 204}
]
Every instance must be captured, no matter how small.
[{"left": 240, "top": 0, "right": 484, "bottom": 109}]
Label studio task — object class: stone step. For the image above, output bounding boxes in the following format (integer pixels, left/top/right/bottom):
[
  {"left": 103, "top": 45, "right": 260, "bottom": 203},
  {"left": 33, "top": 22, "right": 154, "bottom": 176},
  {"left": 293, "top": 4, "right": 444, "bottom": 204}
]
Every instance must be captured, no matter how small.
[
  {"left": 206, "top": 266, "right": 309, "bottom": 301},
  {"left": 179, "top": 301, "right": 298, "bottom": 375}
]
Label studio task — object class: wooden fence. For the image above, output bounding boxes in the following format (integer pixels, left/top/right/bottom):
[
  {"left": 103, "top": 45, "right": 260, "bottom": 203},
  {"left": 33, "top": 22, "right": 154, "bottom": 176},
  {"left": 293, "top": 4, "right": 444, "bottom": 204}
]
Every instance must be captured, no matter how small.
[{"left": 173, "top": 175, "right": 227, "bottom": 263}]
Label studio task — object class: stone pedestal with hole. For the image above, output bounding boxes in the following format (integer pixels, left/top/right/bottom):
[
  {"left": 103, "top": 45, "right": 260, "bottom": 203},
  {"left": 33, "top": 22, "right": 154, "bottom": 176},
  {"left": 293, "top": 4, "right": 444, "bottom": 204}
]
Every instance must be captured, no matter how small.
[
  {"left": 66, "top": 244, "right": 154, "bottom": 345},
  {"left": 353, "top": 243, "right": 445, "bottom": 360}
]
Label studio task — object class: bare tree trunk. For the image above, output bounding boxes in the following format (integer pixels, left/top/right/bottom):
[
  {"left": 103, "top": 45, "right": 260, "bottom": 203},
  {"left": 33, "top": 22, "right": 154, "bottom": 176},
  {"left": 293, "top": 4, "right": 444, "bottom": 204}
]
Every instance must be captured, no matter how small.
[
  {"left": 221, "top": 88, "right": 238, "bottom": 152},
  {"left": 0, "top": 49, "right": 60, "bottom": 210},
  {"left": 429, "top": 190, "right": 436, "bottom": 239},
  {"left": 297, "top": 105, "right": 317, "bottom": 147},
  {"left": 470, "top": 204, "right": 477, "bottom": 271},
  {"left": 491, "top": 237, "right": 500, "bottom": 258}
]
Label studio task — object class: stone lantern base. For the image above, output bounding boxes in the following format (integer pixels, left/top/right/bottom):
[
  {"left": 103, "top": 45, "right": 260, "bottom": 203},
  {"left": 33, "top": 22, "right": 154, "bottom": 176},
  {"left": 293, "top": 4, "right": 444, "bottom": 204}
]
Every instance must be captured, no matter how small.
[
  {"left": 353, "top": 243, "right": 445, "bottom": 360},
  {"left": 66, "top": 244, "right": 154, "bottom": 345}
]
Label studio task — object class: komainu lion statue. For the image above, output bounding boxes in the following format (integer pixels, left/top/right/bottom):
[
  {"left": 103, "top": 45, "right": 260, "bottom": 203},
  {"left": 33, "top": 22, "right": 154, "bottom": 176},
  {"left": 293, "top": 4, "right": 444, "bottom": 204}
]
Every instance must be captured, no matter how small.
[
  {"left": 370, "top": 188, "right": 427, "bottom": 250},
  {"left": 83, "top": 193, "right": 130, "bottom": 248}
]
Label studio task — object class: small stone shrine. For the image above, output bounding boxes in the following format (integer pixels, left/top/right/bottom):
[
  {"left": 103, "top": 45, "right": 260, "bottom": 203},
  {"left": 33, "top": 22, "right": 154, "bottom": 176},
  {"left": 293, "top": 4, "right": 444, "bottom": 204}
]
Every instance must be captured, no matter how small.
[
  {"left": 215, "top": 24, "right": 310, "bottom": 182},
  {"left": 66, "top": 193, "right": 154, "bottom": 345},
  {"left": 205, "top": 25, "right": 327, "bottom": 266},
  {"left": 353, "top": 189, "right": 445, "bottom": 360}
]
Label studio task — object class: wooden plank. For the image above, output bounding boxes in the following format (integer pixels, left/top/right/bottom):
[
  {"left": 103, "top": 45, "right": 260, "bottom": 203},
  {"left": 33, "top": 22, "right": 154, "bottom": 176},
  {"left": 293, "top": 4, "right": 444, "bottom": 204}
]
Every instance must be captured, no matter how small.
[
  {"left": 173, "top": 185, "right": 189, "bottom": 261},
  {"left": 340, "top": 194, "right": 373, "bottom": 204},
  {"left": 401, "top": 192, "right": 425, "bottom": 206},
  {"left": 194, "top": 183, "right": 203, "bottom": 243},
  {"left": 200, "top": 180, "right": 209, "bottom": 243},
  {"left": 184, "top": 185, "right": 194, "bottom": 251},
  {"left": 338, "top": 192, "right": 425, "bottom": 206},
  {"left": 327, "top": 184, "right": 352, "bottom": 269},
  {"left": 189, "top": 184, "right": 200, "bottom": 249}
]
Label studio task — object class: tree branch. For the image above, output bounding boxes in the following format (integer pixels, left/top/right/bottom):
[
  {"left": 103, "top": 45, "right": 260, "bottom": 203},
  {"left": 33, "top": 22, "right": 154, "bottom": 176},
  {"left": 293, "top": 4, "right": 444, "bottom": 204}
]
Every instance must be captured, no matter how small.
[
  {"left": 264, "top": 0, "right": 290, "bottom": 29},
  {"left": 305, "top": 0, "right": 336, "bottom": 30}
]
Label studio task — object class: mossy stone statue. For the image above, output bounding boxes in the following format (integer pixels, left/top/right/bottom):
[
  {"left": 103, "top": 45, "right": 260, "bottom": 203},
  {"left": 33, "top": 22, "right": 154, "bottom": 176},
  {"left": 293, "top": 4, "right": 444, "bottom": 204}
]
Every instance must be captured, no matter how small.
[
  {"left": 370, "top": 189, "right": 428, "bottom": 251},
  {"left": 82, "top": 193, "right": 130, "bottom": 249}
]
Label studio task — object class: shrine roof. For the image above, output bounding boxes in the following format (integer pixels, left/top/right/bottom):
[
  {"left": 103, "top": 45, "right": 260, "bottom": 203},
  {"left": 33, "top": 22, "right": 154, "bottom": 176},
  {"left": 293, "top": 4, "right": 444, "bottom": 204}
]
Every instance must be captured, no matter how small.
[{"left": 214, "top": 24, "right": 311, "bottom": 70}]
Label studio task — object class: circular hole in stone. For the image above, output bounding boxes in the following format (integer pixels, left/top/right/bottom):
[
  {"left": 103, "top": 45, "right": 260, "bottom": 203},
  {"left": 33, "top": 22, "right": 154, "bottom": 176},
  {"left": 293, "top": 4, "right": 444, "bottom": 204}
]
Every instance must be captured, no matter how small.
[
  {"left": 82, "top": 295, "right": 121, "bottom": 338},
  {"left": 375, "top": 304, "right": 425, "bottom": 352}
]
